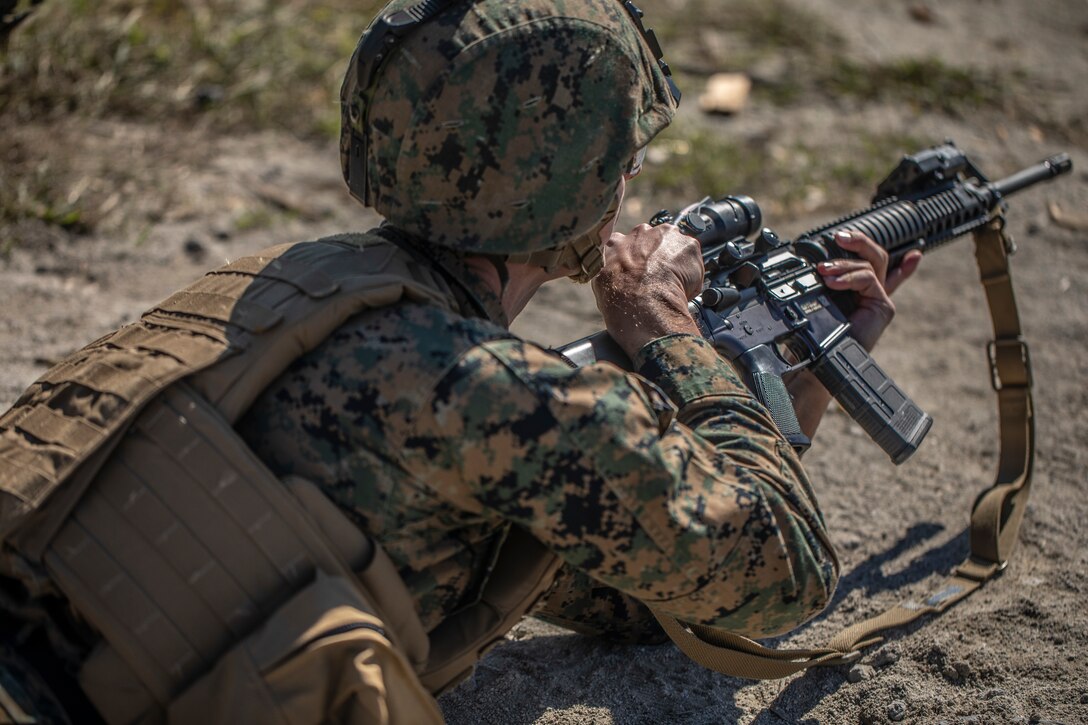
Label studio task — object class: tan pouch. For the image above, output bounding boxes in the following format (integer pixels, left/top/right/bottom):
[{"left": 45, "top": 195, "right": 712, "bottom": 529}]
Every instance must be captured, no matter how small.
[
  {"left": 169, "top": 572, "right": 442, "bottom": 724},
  {"left": 44, "top": 383, "right": 434, "bottom": 723}
]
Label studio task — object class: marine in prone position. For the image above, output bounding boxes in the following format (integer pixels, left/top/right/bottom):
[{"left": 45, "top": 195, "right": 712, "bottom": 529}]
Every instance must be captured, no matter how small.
[{"left": 0, "top": 1, "right": 914, "bottom": 721}]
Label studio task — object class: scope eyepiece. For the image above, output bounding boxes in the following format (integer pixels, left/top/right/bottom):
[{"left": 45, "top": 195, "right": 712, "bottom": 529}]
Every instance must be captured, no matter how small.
[{"left": 683, "top": 193, "right": 761, "bottom": 243}]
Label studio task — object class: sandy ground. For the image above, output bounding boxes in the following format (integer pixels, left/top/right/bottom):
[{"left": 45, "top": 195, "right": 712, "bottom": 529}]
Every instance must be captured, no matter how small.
[{"left": 1, "top": 0, "right": 1086, "bottom": 723}]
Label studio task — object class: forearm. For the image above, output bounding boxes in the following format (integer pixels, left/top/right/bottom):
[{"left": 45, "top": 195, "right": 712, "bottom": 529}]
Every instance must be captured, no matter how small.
[
  {"left": 632, "top": 334, "right": 839, "bottom": 635},
  {"left": 421, "top": 337, "right": 839, "bottom": 638}
]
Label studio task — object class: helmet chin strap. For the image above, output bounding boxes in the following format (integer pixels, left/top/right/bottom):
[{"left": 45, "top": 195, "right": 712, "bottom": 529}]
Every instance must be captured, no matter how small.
[
  {"left": 482, "top": 254, "right": 511, "bottom": 296},
  {"left": 506, "top": 190, "right": 622, "bottom": 283}
]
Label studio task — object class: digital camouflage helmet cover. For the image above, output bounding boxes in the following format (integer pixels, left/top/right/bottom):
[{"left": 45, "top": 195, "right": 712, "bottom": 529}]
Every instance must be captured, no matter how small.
[{"left": 340, "top": 0, "right": 679, "bottom": 279}]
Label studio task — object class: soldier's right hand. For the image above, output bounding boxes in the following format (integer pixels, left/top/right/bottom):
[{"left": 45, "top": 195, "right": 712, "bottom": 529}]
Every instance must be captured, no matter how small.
[{"left": 592, "top": 223, "right": 705, "bottom": 359}]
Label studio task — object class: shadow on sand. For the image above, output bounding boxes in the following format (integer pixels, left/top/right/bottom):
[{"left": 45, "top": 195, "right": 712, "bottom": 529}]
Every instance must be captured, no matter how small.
[{"left": 441, "top": 522, "right": 971, "bottom": 724}]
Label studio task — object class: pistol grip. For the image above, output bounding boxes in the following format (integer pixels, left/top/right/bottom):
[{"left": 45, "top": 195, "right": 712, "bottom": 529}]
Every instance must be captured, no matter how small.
[
  {"left": 739, "top": 346, "right": 811, "bottom": 453},
  {"left": 810, "top": 336, "right": 932, "bottom": 464}
]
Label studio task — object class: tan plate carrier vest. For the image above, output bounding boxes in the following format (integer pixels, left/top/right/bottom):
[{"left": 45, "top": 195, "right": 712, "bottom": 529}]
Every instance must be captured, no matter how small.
[{"left": 0, "top": 234, "right": 562, "bottom": 723}]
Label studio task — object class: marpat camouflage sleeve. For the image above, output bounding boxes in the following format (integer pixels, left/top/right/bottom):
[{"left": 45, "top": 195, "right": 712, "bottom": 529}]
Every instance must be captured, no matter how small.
[{"left": 407, "top": 333, "right": 839, "bottom": 638}]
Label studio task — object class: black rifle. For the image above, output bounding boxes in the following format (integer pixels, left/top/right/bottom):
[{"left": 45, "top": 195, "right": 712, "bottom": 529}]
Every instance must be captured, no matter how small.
[{"left": 559, "top": 142, "right": 1071, "bottom": 464}]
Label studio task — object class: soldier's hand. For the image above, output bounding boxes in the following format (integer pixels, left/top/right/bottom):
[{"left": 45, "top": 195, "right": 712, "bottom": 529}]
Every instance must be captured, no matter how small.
[
  {"left": 816, "top": 230, "right": 922, "bottom": 351},
  {"left": 592, "top": 223, "right": 704, "bottom": 359}
]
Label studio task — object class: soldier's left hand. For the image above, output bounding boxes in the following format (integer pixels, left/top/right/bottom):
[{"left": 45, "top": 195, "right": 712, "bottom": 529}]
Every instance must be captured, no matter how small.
[{"left": 816, "top": 230, "right": 922, "bottom": 351}]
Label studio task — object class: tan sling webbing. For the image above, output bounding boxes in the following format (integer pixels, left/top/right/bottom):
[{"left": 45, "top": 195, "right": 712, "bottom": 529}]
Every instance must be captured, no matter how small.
[{"left": 649, "top": 217, "right": 1035, "bottom": 678}]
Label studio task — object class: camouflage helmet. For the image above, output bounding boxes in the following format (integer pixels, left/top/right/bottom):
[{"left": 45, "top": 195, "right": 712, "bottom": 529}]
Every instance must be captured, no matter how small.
[{"left": 340, "top": 0, "right": 679, "bottom": 266}]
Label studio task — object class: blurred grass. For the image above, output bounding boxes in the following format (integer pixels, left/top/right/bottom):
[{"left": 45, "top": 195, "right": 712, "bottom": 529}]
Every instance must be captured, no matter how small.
[
  {"left": 0, "top": 154, "right": 94, "bottom": 234},
  {"left": 2, "top": 0, "right": 1016, "bottom": 137},
  {"left": 820, "top": 58, "right": 1013, "bottom": 117},
  {"left": 0, "top": 0, "right": 385, "bottom": 138},
  {"left": 636, "top": 120, "right": 934, "bottom": 218},
  {"left": 0, "top": 0, "right": 1046, "bottom": 238},
  {"left": 1, "top": 0, "right": 385, "bottom": 234}
]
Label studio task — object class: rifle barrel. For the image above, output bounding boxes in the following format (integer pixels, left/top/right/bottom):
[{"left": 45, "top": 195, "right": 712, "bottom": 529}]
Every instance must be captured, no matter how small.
[{"left": 992, "top": 153, "right": 1073, "bottom": 198}]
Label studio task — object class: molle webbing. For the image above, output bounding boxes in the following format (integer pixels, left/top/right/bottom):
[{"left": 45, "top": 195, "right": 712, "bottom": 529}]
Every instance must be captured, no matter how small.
[
  {"left": 0, "top": 232, "right": 563, "bottom": 716},
  {"left": 46, "top": 384, "right": 431, "bottom": 722},
  {"left": 0, "top": 234, "right": 458, "bottom": 720},
  {"left": 0, "top": 235, "right": 457, "bottom": 558}
]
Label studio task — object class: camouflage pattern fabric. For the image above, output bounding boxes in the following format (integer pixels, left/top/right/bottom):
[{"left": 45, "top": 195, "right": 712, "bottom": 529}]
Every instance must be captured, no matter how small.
[
  {"left": 530, "top": 565, "right": 669, "bottom": 644},
  {"left": 340, "top": 0, "right": 676, "bottom": 255},
  {"left": 238, "top": 228, "right": 839, "bottom": 639}
]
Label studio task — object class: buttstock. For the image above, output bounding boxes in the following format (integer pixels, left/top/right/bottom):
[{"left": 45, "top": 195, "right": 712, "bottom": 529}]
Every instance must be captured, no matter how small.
[{"left": 556, "top": 330, "right": 632, "bottom": 369}]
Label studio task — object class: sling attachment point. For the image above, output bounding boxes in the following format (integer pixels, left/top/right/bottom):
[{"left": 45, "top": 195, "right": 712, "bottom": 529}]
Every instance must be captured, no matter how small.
[{"left": 987, "top": 337, "right": 1032, "bottom": 391}]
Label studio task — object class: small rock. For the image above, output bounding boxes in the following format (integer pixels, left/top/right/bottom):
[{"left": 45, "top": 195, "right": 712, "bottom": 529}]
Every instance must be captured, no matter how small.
[
  {"left": 838, "top": 534, "right": 863, "bottom": 551},
  {"left": 698, "top": 73, "right": 752, "bottom": 115},
  {"left": 1080, "top": 693, "right": 1088, "bottom": 704},
  {"left": 183, "top": 238, "right": 207, "bottom": 261},
  {"left": 194, "top": 84, "right": 225, "bottom": 109},
  {"left": 1048, "top": 201, "right": 1088, "bottom": 232},
  {"left": 886, "top": 700, "right": 907, "bottom": 722},
  {"left": 909, "top": 3, "right": 934, "bottom": 23},
  {"left": 802, "top": 186, "right": 827, "bottom": 213},
  {"left": 847, "top": 664, "right": 876, "bottom": 683},
  {"left": 953, "top": 661, "right": 971, "bottom": 680},
  {"left": 872, "top": 646, "right": 900, "bottom": 668},
  {"left": 983, "top": 688, "right": 1008, "bottom": 699},
  {"left": 942, "top": 665, "right": 960, "bottom": 683}
]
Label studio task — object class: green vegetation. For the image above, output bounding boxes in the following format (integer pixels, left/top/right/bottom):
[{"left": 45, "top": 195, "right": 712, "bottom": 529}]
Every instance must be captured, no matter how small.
[
  {"left": 655, "top": 0, "right": 836, "bottom": 58},
  {"left": 0, "top": 0, "right": 387, "bottom": 139},
  {"left": 0, "top": 158, "right": 89, "bottom": 233},
  {"left": 1, "top": 0, "right": 386, "bottom": 236},
  {"left": 636, "top": 120, "right": 933, "bottom": 218},
  {"left": 823, "top": 58, "right": 1013, "bottom": 117},
  {"left": 657, "top": 0, "right": 1018, "bottom": 119},
  {"left": 0, "top": 0, "right": 1040, "bottom": 240},
  {"left": 233, "top": 207, "right": 276, "bottom": 232},
  {"left": 639, "top": 128, "right": 763, "bottom": 202}
]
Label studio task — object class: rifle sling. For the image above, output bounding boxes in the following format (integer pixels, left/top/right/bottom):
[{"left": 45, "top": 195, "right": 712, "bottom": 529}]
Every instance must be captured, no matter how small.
[{"left": 650, "top": 217, "right": 1035, "bottom": 678}]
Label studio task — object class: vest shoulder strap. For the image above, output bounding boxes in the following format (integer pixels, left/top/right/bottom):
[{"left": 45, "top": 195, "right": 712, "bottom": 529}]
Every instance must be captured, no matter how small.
[{"left": 0, "top": 233, "right": 457, "bottom": 557}]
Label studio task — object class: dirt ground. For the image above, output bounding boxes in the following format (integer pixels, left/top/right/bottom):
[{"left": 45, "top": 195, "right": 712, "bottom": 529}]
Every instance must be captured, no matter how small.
[{"left": 1, "top": 0, "right": 1086, "bottom": 723}]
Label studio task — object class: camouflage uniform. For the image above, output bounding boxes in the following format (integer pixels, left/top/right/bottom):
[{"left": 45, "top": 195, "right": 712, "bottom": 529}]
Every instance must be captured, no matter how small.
[
  {"left": 238, "top": 236, "right": 839, "bottom": 641},
  {"left": 297, "top": 0, "right": 839, "bottom": 645}
]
